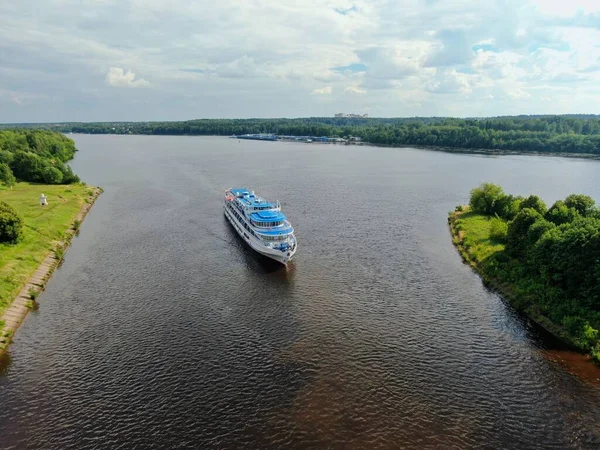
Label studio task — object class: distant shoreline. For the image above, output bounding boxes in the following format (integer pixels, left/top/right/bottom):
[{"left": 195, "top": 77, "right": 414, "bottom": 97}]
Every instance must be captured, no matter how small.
[
  {"left": 67, "top": 133, "right": 600, "bottom": 161},
  {"left": 4, "top": 115, "right": 600, "bottom": 158}
]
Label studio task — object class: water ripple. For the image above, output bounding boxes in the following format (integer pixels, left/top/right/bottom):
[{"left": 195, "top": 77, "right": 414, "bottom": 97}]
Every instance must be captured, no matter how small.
[{"left": 1, "top": 136, "right": 599, "bottom": 449}]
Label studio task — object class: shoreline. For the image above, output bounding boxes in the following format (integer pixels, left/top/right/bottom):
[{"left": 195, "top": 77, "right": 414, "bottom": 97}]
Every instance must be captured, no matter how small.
[
  {"left": 68, "top": 133, "right": 600, "bottom": 161},
  {"left": 447, "top": 209, "right": 600, "bottom": 383},
  {"left": 0, "top": 187, "right": 101, "bottom": 357}
]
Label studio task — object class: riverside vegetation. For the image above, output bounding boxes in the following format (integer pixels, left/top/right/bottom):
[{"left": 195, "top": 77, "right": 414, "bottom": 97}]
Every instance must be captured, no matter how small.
[
  {"left": 0, "top": 130, "right": 94, "bottom": 350},
  {"left": 8, "top": 115, "right": 600, "bottom": 156},
  {"left": 449, "top": 183, "right": 600, "bottom": 362}
]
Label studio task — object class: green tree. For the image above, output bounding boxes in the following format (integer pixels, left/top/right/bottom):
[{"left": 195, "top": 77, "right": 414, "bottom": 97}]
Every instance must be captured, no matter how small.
[
  {"left": 506, "top": 208, "right": 543, "bottom": 256},
  {"left": 59, "top": 164, "right": 80, "bottom": 184},
  {"left": 0, "top": 150, "right": 14, "bottom": 165},
  {"left": 0, "top": 201, "right": 23, "bottom": 244},
  {"left": 564, "top": 194, "right": 596, "bottom": 217},
  {"left": 10, "top": 151, "right": 45, "bottom": 182},
  {"left": 493, "top": 194, "right": 522, "bottom": 220},
  {"left": 545, "top": 200, "right": 579, "bottom": 225},
  {"left": 469, "top": 183, "right": 505, "bottom": 215},
  {"left": 526, "top": 217, "right": 556, "bottom": 248},
  {"left": 0, "top": 163, "right": 16, "bottom": 187},
  {"left": 520, "top": 195, "right": 547, "bottom": 215},
  {"left": 41, "top": 166, "right": 63, "bottom": 184}
]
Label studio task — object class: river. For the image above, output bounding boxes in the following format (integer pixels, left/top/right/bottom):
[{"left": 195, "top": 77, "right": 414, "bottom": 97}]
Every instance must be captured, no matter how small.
[{"left": 1, "top": 135, "right": 599, "bottom": 449}]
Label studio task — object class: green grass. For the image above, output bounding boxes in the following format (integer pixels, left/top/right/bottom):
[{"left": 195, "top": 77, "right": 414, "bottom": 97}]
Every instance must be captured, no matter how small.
[
  {"left": 452, "top": 211, "right": 505, "bottom": 263},
  {"left": 0, "top": 182, "right": 93, "bottom": 317},
  {"left": 450, "top": 208, "right": 600, "bottom": 363}
]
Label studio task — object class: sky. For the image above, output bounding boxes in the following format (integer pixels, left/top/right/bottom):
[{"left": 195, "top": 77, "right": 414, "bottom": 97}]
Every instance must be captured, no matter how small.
[{"left": 2, "top": 0, "right": 600, "bottom": 122}]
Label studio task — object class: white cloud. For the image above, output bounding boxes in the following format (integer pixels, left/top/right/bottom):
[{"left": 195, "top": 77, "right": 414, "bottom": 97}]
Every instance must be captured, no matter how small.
[
  {"left": 425, "top": 69, "right": 472, "bottom": 94},
  {"left": 105, "top": 67, "right": 150, "bottom": 88},
  {"left": 506, "top": 86, "right": 532, "bottom": 100},
  {"left": 312, "top": 86, "right": 333, "bottom": 95},
  {"left": 1, "top": 0, "right": 600, "bottom": 120},
  {"left": 345, "top": 86, "right": 367, "bottom": 94},
  {"left": 216, "top": 56, "right": 264, "bottom": 78}
]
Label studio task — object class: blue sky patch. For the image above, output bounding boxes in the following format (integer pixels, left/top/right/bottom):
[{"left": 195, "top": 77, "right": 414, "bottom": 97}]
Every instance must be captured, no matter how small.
[
  {"left": 334, "top": 5, "right": 356, "bottom": 15},
  {"left": 528, "top": 41, "right": 570, "bottom": 53},
  {"left": 331, "top": 63, "right": 367, "bottom": 73},
  {"left": 456, "top": 67, "right": 476, "bottom": 74},
  {"left": 180, "top": 68, "right": 206, "bottom": 73},
  {"left": 472, "top": 43, "right": 499, "bottom": 53}
]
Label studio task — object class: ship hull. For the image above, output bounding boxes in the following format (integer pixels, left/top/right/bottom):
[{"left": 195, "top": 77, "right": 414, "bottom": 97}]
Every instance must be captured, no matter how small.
[{"left": 224, "top": 206, "right": 296, "bottom": 265}]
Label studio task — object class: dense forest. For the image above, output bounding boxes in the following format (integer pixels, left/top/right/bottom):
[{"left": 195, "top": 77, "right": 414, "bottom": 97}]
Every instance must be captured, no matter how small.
[
  {"left": 0, "top": 130, "right": 80, "bottom": 185},
  {"left": 454, "top": 184, "right": 600, "bottom": 361},
  {"left": 5, "top": 115, "right": 600, "bottom": 155}
]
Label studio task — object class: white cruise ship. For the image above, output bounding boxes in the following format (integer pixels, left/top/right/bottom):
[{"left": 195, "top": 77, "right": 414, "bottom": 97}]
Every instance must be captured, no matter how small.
[{"left": 224, "top": 188, "right": 297, "bottom": 265}]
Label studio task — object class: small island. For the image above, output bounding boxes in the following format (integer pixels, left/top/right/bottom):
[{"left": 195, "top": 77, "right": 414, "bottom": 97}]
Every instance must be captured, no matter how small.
[
  {"left": 0, "top": 130, "right": 100, "bottom": 354},
  {"left": 449, "top": 183, "right": 599, "bottom": 363}
]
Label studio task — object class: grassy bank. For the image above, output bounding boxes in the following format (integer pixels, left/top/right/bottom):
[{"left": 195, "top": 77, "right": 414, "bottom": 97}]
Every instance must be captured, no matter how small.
[
  {"left": 449, "top": 208, "right": 600, "bottom": 363},
  {"left": 0, "top": 182, "right": 96, "bottom": 319}
]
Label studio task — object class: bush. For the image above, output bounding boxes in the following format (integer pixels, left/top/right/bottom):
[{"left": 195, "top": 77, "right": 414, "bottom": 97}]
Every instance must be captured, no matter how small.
[
  {"left": 545, "top": 200, "right": 579, "bottom": 225},
  {"left": 489, "top": 217, "right": 508, "bottom": 242},
  {"left": 469, "top": 183, "right": 505, "bottom": 215},
  {"left": 526, "top": 217, "right": 555, "bottom": 247},
  {"left": 506, "top": 208, "right": 543, "bottom": 257},
  {"left": 564, "top": 194, "right": 596, "bottom": 217},
  {"left": 41, "top": 166, "right": 64, "bottom": 184},
  {"left": 0, "top": 201, "right": 23, "bottom": 244},
  {"left": 493, "top": 194, "right": 522, "bottom": 220},
  {"left": 520, "top": 195, "right": 547, "bottom": 215},
  {"left": 59, "top": 164, "right": 80, "bottom": 184}
]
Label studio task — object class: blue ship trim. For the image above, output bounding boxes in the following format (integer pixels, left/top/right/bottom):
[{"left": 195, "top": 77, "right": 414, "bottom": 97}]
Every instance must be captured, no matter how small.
[
  {"left": 224, "top": 187, "right": 297, "bottom": 265},
  {"left": 249, "top": 211, "right": 286, "bottom": 222}
]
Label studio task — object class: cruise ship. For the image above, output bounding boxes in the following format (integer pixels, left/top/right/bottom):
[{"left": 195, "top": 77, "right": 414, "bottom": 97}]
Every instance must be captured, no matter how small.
[{"left": 224, "top": 188, "right": 297, "bottom": 265}]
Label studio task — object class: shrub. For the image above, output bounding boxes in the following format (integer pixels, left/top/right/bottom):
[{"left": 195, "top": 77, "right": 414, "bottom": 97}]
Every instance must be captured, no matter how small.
[
  {"left": 59, "top": 164, "right": 80, "bottom": 184},
  {"left": 469, "top": 183, "right": 505, "bottom": 215},
  {"left": 0, "top": 201, "right": 23, "bottom": 244},
  {"left": 526, "top": 218, "right": 555, "bottom": 248},
  {"left": 545, "top": 200, "right": 579, "bottom": 225},
  {"left": 41, "top": 166, "right": 64, "bottom": 184},
  {"left": 493, "top": 194, "right": 522, "bottom": 220},
  {"left": 582, "top": 323, "right": 599, "bottom": 349},
  {"left": 489, "top": 217, "right": 508, "bottom": 242},
  {"left": 506, "top": 208, "right": 543, "bottom": 257},
  {"left": 520, "top": 195, "right": 547, "bottom": 215},
  {"left": 564, "top": 194, "right": 596, "bottom": 217}
]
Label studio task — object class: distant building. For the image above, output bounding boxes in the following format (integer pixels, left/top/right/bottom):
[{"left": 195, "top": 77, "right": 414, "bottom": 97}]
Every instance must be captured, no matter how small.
[{"left": 334, "top": 113, "right": 368, "bottom": 118}]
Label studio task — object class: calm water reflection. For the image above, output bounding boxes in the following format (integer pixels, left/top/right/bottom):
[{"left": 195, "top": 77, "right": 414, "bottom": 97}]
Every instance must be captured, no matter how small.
[{"left": 0, "top": 135, "right": 599, "bottom": 449}]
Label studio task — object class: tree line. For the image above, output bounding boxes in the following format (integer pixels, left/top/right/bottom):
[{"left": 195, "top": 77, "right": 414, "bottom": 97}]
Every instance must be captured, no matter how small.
[
  {"left": 0, "top": 130, "right": 80, "bottom": 186},
  {"left": 467, "top": 183, "right": 599, "bottom": 360},
  {"left": 11, "top": 115, "right": 600, "bottom": 155}
]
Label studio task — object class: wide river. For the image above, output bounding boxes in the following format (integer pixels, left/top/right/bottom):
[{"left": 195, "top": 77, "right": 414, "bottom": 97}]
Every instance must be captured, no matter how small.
[{"left": 1, "top": 135, "right": 599, "bottom": 449}]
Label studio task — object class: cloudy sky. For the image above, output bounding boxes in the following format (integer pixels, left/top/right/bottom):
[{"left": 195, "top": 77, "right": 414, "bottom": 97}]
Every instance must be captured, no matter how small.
[{"left": 2, "top": 0, "right": 600, "bottom": 122}]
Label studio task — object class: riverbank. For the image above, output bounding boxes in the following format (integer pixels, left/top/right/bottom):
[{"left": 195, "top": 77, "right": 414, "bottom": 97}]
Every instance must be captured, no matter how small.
[
  {"left": 0, "top": 183, "right": 101, "bottom": 355},
  {"left": 69, "top": 133, "right": 600, "bottom": 160},
  {"left": 448, "top": 208, "right": 599, "bottom": 365}
]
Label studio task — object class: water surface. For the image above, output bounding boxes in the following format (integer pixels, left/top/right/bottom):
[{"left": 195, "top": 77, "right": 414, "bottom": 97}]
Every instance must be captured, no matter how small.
[{"left": 1, "top": 135, "right": 599, "bottom": 449}]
